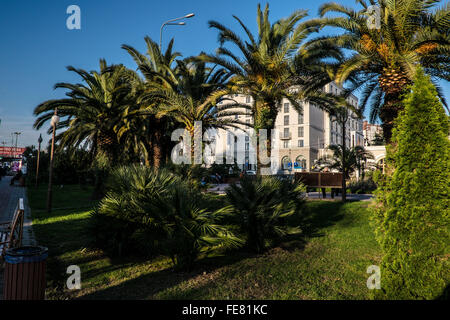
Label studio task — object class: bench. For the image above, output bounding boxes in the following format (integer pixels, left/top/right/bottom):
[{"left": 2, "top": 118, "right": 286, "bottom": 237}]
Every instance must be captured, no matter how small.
[{"left": 0, "top": 199, "right": 24, "bottom": 260}]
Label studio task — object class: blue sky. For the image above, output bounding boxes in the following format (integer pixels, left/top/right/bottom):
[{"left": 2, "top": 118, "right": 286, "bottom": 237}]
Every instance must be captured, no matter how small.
[{"left": 0, "top": 0, "right": 448, "bottom": 148}]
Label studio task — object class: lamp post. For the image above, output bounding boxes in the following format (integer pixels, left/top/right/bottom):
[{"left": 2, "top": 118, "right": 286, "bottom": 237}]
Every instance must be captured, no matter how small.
[
  {"left": 47, "top": 108, "right": 59, "bottom": 213},
  {"left": 159, "top": 13, "right": 195, "bottom": 50},
  {"left": 36, "top": 134, "right": 43, "bottom": 187},
  {"left": 13, "top": 132, "right": 21, "bottom": 153}
]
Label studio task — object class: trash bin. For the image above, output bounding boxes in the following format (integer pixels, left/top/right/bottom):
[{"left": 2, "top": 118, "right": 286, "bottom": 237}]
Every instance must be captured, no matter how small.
[{"left": 3, "top": 246, "right": 48, "bottom": 300}]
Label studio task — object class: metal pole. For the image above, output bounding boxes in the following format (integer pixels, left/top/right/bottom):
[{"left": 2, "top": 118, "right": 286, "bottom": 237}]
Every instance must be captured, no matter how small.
[
  {"left": 159, "top": 13, "right": 194, "bottom": 50},
  {"left": 36, "top": 135, "right": 42, "bottom": 187},
  {"left": 47, "top": 109, "right": 57, "bottom": 213},
  {"left": 159, "top": 23, "right": 165, "bottom": 52}
]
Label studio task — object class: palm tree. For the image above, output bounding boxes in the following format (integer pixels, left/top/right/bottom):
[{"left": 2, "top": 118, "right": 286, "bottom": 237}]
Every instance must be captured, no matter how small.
[
  {"left": 326, "top": 102, "right": 362, "bottom": 201},
  {"left": 318, "top": 144, "right": 374, "bottom": 198},
  {"left": 122, "top": 37, "right": 181, "bottom": 168},
  {"left": 34, "top": 60, "right": 139, "bottom": 199},
  {"left": 151, "top": 59, "right": 250, "bottom": 163},
  {"left": 354, "top": 143, "right": 375, "bottom": 180},
  {"left": 33, "top": 59, "right": 138, "bottom": 164},
  {"left": 200, "top": 3, "right": 342, "bottom": 174},
  {"left": 307, "top": 0, "right": 450, "bottom": 142}
]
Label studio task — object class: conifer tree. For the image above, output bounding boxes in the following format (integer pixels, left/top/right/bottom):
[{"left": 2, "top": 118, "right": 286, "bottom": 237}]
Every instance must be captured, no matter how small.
[{"left": 373, "top": 67, "right": 450, "bottom": 299}]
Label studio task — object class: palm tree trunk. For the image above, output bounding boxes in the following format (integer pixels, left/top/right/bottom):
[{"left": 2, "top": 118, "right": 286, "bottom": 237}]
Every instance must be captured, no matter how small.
[
  {"left": 380, "top": 86, "right": 409, "bottom": 143},
  {"left": 255, "top": 102, "right": 276, "bottom": 176},
  {"left": 256, "top": 129, "right": 272, "bottom": 176},
  {"left": 341, "top": 121, "right": 347, "bottom": 202},
  {"left": 153, "top": 131, "right": 163, "bottom": 169}
]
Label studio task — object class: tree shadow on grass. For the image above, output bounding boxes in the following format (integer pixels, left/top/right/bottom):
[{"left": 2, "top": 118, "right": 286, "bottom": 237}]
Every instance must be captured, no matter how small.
[
  {"left": 77, "top": 250, "right": 258, "bottom": 300},
  {"left": 289, "top": 201, "right": 347, "bottom": 240}
]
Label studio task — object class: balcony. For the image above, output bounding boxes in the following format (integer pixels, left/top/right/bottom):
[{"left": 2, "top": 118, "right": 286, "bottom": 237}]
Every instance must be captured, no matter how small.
[{"left": 279, "top": 132, "right": 292, "bottom": 140}]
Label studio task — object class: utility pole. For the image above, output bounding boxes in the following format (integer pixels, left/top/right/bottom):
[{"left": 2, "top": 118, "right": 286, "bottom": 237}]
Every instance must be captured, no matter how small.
[
  {"left": 13, "top": 132, "right": 21, "bottom": 156},
  {"left": 47, "top": 109, "right": 59, "bottom": 213},
  {"left": 36, "top": 134, "right": 43, "bottom": 187}
]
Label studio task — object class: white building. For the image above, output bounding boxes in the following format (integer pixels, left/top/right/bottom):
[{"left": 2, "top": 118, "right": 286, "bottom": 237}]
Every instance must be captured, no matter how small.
[
  {"left": 206, "top": 82, "right": 364, "bottom": 174},
  {"left": 363, "top": 121, "right": 383, "bottom": 146}
]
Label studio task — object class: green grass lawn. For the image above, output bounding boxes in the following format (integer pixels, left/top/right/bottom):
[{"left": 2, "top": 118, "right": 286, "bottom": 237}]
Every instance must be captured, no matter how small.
[{"left": 28, "top": 185, "right": 381, "bottom": 300}]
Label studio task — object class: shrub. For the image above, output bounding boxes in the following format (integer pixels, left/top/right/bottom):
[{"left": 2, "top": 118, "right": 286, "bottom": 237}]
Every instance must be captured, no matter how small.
[
  {"left": 92, "top": 165, "right": 241, "bottom": 269},
  {"left": 225, "top": 176, "right": 305, "bottom": 253},
  {"left": 372, "top": 68, "right": 450, "bottom": 299},
  {"left": 348, "top": 178, "right": 377, "bottom": 194}
]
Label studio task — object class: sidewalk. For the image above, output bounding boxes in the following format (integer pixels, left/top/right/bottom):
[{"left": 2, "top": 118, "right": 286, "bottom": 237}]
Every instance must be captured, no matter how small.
[
  {"left": 0, "top": 177, "right": 36, "bottom": 246},
  {"left": 306, "top": 192, "right": 374, "bottom": 201},
  {"left": 0, "top": 176, "right": 36, "bottom": 299}
]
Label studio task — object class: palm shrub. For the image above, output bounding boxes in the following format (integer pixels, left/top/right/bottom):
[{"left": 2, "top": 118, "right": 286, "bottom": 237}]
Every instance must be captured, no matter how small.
[
  {"left": 372, "top": 68, "right": 450, "bottom": 299},
  {"left": 225, "top": 176, "right": 305, "bottom": 253},
  {"left": 93, "top": 165, "right": 241, "bottom": 269},
  {"left": 153, "top": 185, "right": 242, "bottom": 270},
  {"left": 92, "top": 166, "right": 178, "bottom": 256},
  {"left": 348, "top": 178, "right": 377, "bottom": 194}
]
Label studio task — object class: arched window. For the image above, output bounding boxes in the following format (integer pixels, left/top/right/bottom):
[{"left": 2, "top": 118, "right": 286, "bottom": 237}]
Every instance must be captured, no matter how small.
[
  {"left": 281, "top": 156, "right": 291, "bottom": 170},
  {"left": 295, "top": 155, "right": 307, "bottom": 170}
]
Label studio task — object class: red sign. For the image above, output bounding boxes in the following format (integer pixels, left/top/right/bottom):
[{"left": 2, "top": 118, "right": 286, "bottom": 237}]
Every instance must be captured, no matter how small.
[{"left": 0, "top": 147, "right": 26, "bottom": 158}]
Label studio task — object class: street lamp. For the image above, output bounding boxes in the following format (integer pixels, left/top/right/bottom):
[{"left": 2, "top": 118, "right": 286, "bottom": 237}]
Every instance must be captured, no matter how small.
[
  {"left": 13, "top": 132, "right": 21, "bottom": 152},
  {"left": 36, "top": 134, "right": 43, "bottom": 187},
  {"left": 47, "top": 108, "right": 59, "bottom": 213},
  {"left": 159, "top": 13, "right": 195, "bottom": 50}
]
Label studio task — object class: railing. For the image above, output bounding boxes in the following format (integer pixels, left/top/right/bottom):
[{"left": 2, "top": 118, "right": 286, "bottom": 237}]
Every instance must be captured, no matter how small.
[{"left": 279, "top": 132, "right": 292, "bottom": 140}]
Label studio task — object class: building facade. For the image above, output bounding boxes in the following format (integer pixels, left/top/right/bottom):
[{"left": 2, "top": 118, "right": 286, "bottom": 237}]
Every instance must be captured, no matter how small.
[
  {"left": 363, "top": 121, "right": 383, "bottom": 146},
  {"left": 207, "top": 82, "right": 364, "bottom": 174}
]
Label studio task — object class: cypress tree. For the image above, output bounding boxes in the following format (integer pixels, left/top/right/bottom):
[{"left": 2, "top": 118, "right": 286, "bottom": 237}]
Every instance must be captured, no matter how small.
[{"left": 373, "top": 67, "right": 450, "bottom": 299}]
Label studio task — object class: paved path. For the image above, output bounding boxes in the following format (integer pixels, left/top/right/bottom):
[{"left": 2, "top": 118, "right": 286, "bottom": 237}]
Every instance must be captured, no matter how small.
[
  {"left": 306, "top": 192, "right": 374, "bottom": 202},
  {"left": 0, "top": 176, "right": 36, "bottom": 299},
  {"left": 0, "top": 177, "right": 36, "bottom": 246},
  {"left": 207, "top": 183, "right": 374, "bottom": 201}
]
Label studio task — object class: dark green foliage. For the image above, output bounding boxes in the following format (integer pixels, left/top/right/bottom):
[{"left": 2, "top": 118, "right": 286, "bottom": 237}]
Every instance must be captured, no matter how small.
[
  {"left": 25, "top": 147, "right": 94, "bottom": 186},
  {"left": 348, "top": 178, "right": 377, "bottom": 194},
  {"left": 225, "top": 176, "right": 306, "bottom": 253},
  {"left": 92, "top": 165, "right": 241, "bottom": 269},
  {"left": 372, "top": 68, "right": 450, "bottom": 299}
]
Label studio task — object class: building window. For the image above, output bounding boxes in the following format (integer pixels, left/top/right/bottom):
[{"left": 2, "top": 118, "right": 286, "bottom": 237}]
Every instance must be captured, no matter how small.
[
  {"left": 245, "top": 143, "right": 249, "bottom": 151},
  {"left": 284, "top": 115, "right": 289, "bottom": 125},
  {"left": 298, "top": 126, "right": 304, "bottom": 138},
  {"left": 284, "top": 103, "right": 289, "bottom": 113},
  {"left": 296, "top": 156, "right": 306, "bottom": 170},
  {"left": 246, "top": 96, "right": 251, "bottom": 103},
  {"left": 282, "top": 156, "right": 290, "bottom": 169},
  {"left": 298, "top": 112, "right": 303, "bottom": 124},
  {"left": 283, "top": 141, "right": 289, "bottom": 149},
  {"left": 298, "top": 139, "right": 304, "bottom": 147},
  {"left": 284, "top": 127, "right": 290, "bottom": 138}
]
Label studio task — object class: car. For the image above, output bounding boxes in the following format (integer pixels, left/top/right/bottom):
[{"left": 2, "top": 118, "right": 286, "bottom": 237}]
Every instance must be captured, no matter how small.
[{"left": 246, "top": 170, "right": 256, "bottom": 175}]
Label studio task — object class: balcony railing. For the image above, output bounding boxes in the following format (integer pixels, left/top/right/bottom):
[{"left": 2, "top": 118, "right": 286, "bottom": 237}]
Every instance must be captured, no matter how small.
[{"left": 279, "top": 132, "right": 292, "bottom": 140}]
